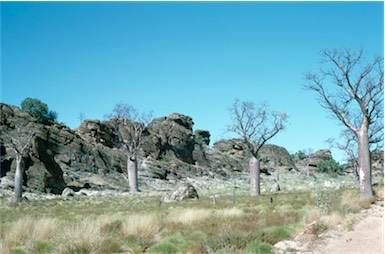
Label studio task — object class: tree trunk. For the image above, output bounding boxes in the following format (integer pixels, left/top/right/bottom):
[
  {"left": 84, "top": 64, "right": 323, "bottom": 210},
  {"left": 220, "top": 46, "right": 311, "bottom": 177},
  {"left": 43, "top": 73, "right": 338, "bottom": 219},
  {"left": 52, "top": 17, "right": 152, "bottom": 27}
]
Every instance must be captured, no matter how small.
[
  {"left": 127, "top": 154, "right": 139, "bottom": 193},
  {"left": 357, "top": 127, "right": 373, "bottom": 199},
  {"left": 249, "top": 157, "right": 260, "bottom": 197},
  {"left": 14, "top": 153, "right": 23, "bottom": 202}
]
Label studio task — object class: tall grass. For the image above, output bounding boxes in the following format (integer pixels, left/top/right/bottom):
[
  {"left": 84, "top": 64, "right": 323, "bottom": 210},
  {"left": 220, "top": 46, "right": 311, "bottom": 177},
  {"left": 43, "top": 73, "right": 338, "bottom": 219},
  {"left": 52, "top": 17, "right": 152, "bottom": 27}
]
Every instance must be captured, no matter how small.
[{"left": 0, "top": 188, "right": 377, "bottom": 253}]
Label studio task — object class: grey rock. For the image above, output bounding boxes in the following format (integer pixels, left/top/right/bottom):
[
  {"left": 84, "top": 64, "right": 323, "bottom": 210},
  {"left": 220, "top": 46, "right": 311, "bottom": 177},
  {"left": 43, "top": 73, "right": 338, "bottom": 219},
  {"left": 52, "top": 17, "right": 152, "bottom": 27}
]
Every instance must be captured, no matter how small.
[
  {"left": 162, "top": 182, "right": 199, "bottom": 203},
  {"left": 61, "top": 187, "right": 75, "bottom": 196}
]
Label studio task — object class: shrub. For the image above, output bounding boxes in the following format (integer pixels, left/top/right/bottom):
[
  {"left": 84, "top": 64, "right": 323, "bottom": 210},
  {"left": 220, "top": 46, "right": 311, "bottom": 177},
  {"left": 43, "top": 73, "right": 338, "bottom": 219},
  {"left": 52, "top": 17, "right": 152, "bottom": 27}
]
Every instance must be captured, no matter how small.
[
  {"left": 21, "top": 97, "right": 57, "bottom": 124},
  {"left": 290, "top": 150, "right": 306, "bottom": 162},
  {"left": 147, "top": 233, "right": 194, "bottom": 254},
  {"left": 244, "top": 240, "right": 273, "bottom": 254},
  {"left": 261, "top": 225, "right": 294, "bottom": 244},
  {"left": 317, "top": 159, "right": 343, "bottom": 176}
]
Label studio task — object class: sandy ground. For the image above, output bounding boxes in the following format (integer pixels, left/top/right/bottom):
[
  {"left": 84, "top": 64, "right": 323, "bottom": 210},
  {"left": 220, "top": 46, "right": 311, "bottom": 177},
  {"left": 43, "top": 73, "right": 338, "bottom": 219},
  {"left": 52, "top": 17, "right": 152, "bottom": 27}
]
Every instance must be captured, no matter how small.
[
  {"left": 274, "top": 200, "right": 384, "bottom": 254},
  {"left": 311, "top": 201, "right": 384, "bottom": 254}
]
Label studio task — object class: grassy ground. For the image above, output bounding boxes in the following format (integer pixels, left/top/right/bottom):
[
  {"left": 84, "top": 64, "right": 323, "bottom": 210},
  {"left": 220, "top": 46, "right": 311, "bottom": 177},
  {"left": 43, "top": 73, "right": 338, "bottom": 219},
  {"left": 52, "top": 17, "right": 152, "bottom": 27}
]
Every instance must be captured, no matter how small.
[{"left": 0, "top": 187, "right": 377, "bottom": 254}]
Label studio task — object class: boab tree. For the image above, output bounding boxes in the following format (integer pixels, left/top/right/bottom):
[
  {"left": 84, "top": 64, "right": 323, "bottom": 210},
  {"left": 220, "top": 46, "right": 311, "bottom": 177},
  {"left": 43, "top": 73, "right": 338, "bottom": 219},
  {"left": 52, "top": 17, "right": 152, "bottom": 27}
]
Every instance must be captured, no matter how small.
[
  {"left": 106, "top": 103, "right": 153, "bottom": 193},
  {"left": 228, "top": 99, "right": 288, "bottom": 196},
  {"left": 305, "top": 48, "right": 383, "bottom": 199},
  {"left": 1, "top": 122, "right": 35, "bottom": 202}
]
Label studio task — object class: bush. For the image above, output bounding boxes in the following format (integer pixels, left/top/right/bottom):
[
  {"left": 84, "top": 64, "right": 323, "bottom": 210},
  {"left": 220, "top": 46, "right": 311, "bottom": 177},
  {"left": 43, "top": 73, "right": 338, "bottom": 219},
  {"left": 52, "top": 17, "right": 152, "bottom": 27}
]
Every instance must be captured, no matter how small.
[
  {"left": 21, "top": 98, "right": 57, "bottom": 124},
  {"left": 317, "top": 159, "right": 343, "bottom": 176},
  {"left": 244, "top": 240, "right": 273, "bottom": 253},
  {"left": 290, "top": 150, "right": 306, "bottom": 162},
  {"left": 261, "top": 225, "right": 294, "bottom": 244}
]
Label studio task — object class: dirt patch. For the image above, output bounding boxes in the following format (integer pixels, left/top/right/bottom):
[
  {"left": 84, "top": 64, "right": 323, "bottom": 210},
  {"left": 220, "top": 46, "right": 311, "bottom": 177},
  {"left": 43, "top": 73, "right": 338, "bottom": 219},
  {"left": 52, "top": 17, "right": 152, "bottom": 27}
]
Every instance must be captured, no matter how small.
[{"left": 275, "top": 201, "right": 384, "bottom": 254}]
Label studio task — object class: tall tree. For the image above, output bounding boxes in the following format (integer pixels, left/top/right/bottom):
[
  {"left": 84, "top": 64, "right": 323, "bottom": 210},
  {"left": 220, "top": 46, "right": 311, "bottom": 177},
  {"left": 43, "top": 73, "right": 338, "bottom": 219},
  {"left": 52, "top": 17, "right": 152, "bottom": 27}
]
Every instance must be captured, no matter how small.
[
  {"left": 21, "top": 98, "right": 57, "bottom": 124},
  {"left": 1, "top": 122, "right": 35, "bottom": 202},
  {"left": 305, "top": 48, "right": 383, "bottom": 199},
  {"left": 227, "top": 99, "right": 287, "bottom": 196},
  {"left": 107, "top": 103, "right": 152, "bottom": 193}
]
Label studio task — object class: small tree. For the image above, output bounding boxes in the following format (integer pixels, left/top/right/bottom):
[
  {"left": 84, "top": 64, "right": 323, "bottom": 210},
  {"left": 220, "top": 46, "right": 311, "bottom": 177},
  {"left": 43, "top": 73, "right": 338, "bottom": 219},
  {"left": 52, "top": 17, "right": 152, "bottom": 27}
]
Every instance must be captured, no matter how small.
[
  {"left": 106, "top": 103, "right": 152, "bottom": 193},
  {"left": 21, "top": 98, "right": 57, "bottom": 124},
  {"left": 305, "top": 48, "right": 383, "bottom": 198},
  {"left": 1, "top": 122, "right": 35, "bottom": 202},
  {"left": 327, "top": 130, "right": 360, "bottom": 187},
  {"left": 227, "top": 99, "right": 288, "bottom": 196}
]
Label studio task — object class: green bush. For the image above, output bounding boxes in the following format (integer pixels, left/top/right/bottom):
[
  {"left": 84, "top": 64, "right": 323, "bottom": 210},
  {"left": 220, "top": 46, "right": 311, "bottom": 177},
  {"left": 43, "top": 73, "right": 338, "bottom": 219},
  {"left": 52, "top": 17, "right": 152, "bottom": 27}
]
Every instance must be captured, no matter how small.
[
  {"left": 290, "top": 150, "right": 306, "bottom": 162},
  {"left": 261, "top": 225, "right": 294, "bottom": 244},
  {"left": 147, "top": 233, "right": 194, "bottom": 254},
  {"left": 21, "top": 98, "right": 57, "bottom": 124},
  {"left": 317, "top": 159, "right": 343, "bottom": 176},
  {"left": 244, "top": 240, "right": 273, "bottom": 254}
]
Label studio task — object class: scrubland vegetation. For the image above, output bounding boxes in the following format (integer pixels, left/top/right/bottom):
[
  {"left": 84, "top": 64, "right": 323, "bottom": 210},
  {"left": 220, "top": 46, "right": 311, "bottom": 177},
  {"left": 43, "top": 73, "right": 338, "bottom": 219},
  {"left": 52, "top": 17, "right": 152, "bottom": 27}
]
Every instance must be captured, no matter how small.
[{"left": 0, "top": 186, "right": 379, "bottom": 254}]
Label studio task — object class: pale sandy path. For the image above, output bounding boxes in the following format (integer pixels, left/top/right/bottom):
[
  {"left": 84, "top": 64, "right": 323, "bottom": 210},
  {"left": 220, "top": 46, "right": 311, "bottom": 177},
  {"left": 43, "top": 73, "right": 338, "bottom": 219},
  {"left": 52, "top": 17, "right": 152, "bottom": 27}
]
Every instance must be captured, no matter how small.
[
  {"left": 311, "top": 202, "right": 384, "bottom": 254},
  {"left": 274, "top": 201, "right": 384, "bottom": 254}
]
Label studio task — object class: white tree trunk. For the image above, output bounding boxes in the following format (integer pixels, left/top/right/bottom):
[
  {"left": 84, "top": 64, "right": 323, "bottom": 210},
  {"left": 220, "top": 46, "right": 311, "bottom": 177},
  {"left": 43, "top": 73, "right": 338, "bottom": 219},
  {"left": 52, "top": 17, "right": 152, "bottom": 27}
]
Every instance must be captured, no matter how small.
[
  {"left": 357, "top": 127, "right": 373, "bottom": 198},
  {"left": 127, "top": 154, "right": 138, "bottom": 193},
  {"left": 14, "top": 154, "right": 23, "bottom": 202},
  {"left": 249, "top": 157, "right": 260, "bottom": 197}
]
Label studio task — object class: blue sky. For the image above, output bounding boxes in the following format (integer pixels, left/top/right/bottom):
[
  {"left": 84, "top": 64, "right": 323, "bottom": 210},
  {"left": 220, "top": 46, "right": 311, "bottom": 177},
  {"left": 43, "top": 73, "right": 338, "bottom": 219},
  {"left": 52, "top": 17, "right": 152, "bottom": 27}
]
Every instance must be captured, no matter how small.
[{"left": 1, "top": 1, "right": 383, "bottom": 162}]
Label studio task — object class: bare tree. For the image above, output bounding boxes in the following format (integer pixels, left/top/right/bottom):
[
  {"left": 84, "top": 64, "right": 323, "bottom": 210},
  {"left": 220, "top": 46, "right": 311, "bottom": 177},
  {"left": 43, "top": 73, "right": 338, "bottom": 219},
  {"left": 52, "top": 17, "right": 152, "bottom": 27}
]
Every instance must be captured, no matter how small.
[
  {"left": 228, "top": 99, "right": 288, "bottom": 196},
  {"left": 302, "top": 148, "right": 314, "bottom": 178},
  {"left": 327, "top": 130, "right": 360, "bottom": 187},
  {"left": 78, "top": 112, "right": 86, "bottom": 124},
  {"left": 1, "top": 123, "right": 35, "bottom": 202},
  {"left": 305, "top": 48, "right": 383, "bottom": 199},
  {"left": 107, "top": 103, "right": 153, "bottom": 193}
]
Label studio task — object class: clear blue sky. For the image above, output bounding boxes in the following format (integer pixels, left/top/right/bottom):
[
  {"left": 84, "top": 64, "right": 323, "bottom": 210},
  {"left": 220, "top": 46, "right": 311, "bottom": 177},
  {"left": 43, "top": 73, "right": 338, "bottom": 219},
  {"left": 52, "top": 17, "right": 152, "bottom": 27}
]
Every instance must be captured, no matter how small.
[{"left": 1, "top": 1, "right": 383, "bottom": 162}]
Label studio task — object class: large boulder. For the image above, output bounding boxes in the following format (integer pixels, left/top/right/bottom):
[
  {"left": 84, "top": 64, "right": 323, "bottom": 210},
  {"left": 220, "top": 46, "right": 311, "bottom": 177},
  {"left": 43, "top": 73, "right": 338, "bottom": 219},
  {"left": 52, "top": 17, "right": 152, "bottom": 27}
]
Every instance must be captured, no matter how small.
[{"left": 162, "top": 182, "right": 199, "bottom": 203}]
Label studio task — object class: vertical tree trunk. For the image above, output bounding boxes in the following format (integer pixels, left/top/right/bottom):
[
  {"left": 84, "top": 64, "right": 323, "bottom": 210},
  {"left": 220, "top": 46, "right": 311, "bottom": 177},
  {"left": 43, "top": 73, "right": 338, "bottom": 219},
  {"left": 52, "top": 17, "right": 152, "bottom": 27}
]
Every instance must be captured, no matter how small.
[
  {"left": 14, "top": 154, "right": 23, "bottom": 202},
  {"left": 249, "top": 157, "right": 260, "bottom": 197},
  {"left": 357, "top": 127, "right": 373, "bottom": 199},
  {"left": 127, "top": 154, "right": 139, "bottom": 193}
]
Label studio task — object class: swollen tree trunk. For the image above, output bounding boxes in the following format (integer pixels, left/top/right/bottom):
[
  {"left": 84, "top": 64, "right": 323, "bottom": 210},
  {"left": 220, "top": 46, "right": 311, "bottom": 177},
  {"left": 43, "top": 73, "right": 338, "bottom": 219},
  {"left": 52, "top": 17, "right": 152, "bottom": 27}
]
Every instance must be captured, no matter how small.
[
  {"left": 127, "top": 154, "right": 139, "bottom": 193},
  {"left": 249, "top": 157, "right": 260, "bottom": 197},
  {"left": 357, "top": 126, "right": 373, "bottom": 198},
  {"left": 14, "top": 153, "right": 23, "bottom": 202}
]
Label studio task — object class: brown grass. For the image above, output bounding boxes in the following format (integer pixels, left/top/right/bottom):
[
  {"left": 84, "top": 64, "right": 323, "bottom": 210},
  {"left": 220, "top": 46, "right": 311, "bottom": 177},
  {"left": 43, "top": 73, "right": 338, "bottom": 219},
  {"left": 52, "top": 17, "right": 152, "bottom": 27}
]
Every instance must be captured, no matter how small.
[{"left": 0, "top": 188, "right": 371, "bottom": 253}]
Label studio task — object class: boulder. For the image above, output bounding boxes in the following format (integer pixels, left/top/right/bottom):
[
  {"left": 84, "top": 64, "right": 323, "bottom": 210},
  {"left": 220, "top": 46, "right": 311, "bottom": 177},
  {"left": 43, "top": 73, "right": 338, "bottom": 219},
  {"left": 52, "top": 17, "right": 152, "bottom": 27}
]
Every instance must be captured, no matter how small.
[
  {"left": 162, "top": 183, "right": 199, "bottom": 203},
  {"left": 270, "top": 182, "right": 281, "bottom": 192},
  {"left": 61, "top": 187, "right": 75, "bottom": 196},
  {"left": 194, "top": 130, "right": 210, "bottom": 145}
]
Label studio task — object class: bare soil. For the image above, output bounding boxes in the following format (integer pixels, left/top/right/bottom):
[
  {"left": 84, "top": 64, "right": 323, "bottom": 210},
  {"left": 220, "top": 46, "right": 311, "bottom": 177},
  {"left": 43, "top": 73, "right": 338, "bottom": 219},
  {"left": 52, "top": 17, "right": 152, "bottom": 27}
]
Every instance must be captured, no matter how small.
[
  {"left": 274, "top": 200, "right": 384, "bottom": 254},
  {"left": 310, "top": 201, "right": 384, "bottom": 254}
]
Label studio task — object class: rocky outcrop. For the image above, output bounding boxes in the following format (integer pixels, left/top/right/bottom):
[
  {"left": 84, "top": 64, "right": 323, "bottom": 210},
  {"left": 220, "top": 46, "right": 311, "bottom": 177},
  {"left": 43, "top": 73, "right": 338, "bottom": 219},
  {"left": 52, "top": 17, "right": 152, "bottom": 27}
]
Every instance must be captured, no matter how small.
[
  {"left": 142, "top": 113, "right": 196, "bottom": 164},
  {"left": 294, "top": 149, "right": 334, "bottom": 174},
  {"left": 212, "top": 139, "right": 296, "bottom": 173},
  {"left": 0, "top": 103, "right": 127, "bottom": 194},
  {"left": 3, "top": 102, "right": 364, "bottom": 197}
]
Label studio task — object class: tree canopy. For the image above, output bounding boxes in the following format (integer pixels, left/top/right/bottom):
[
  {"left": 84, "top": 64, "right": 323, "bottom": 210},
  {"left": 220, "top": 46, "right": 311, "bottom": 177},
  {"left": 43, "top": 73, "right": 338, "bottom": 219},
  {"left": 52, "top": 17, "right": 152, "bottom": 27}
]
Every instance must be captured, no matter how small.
[{"left": 21, "top": 98, "right": 57, "bottom": 124}]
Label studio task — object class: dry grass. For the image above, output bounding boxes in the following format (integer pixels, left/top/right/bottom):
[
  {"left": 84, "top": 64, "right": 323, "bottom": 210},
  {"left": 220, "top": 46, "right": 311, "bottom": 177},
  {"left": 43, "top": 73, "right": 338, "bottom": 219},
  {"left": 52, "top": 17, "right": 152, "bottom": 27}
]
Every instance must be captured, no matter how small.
[
  {"left": 0, "top": 188, "right": 374, "bottom": 253},
  {"left": 122, "top": 214, "right": 162, "bottom": 239},
  {"left": 168, "top": 208, "right": 212, "bottom": 225}
]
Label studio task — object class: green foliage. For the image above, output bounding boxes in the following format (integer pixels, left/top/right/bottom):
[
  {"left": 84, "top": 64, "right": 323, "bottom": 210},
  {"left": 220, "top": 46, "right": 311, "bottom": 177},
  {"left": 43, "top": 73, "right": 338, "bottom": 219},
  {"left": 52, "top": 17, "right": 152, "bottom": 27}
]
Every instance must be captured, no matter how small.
[
  {"left": 261, "top": 225, "right": 294, "bottom": 244},
  {"left": 244, "top": 240, "right": 273, "bottom": 254},
  {"left": 21, "top": 98, "right": 57, "bottom": 124},
  {"left": 147, "top": 233, "right": 194, "bottom": 253},
  {"left": 194, "top": 135, "right": 203, "bottom": 146},
  {"left": 290, "top": 150, "right": 306, "bottom": 162},
  {"left": 32, "top": 240, "right": 55, "bottom": 253},
  {"left": 10, "top": 249, "right": 27, "bottom": 254},
  {"left": 317, "top": 159, "right": 343, "bottom": 176}
]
